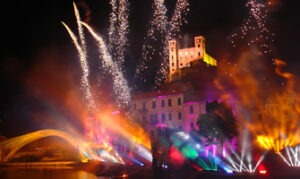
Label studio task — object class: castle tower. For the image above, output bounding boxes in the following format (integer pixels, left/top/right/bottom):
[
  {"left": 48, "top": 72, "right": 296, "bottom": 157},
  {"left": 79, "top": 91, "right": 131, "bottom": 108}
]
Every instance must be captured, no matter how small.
[
  {"left": 194, "top": 36, "right": 205, "bottom": 60},
  {"left": 169, "top": 40, "right": 177, "bottom": 80},
  {"left": 168, "top": 35, "right": 216, "bottom": 82}
]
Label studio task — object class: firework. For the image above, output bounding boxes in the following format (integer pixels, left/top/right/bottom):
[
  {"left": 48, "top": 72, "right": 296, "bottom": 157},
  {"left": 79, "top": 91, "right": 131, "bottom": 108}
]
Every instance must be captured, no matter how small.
[
  {"left": 134, "top": 0, "right": 168, "bottom": 85},
  {"left": 135, "top": 0, "right": 189, "bottom": 88},
  {"left": 61, "top": 21, "right": 96, "bottom": 111},
  {"left": 108, "top": 0, "right": 118, "bottom": 50},
  {"left": 81, "top": 22, "right": 131, "bottom": 107},
  {"left": 156, "top": 0, "right": 190, "bottom": 87},
  {"left": 229, "top": 0, "right": 275, "bottom": 55},
  {"left": 73, "top": 3, "right": 87, "bottom": 55},
  {"left": 108, "top": 0, "right": 130, "bottom": 69}
]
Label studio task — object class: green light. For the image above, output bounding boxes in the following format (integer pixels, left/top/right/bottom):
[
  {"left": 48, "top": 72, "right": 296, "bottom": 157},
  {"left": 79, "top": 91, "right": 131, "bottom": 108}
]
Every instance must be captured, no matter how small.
[{"left": 181, "top": 145, "right": 198, "bottom": 160}]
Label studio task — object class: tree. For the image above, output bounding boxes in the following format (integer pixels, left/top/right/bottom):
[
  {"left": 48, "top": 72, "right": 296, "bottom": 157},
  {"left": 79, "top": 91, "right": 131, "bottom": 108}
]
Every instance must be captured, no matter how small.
[{"left": 196, "top": 100, "right": 239, "bottom": 145}]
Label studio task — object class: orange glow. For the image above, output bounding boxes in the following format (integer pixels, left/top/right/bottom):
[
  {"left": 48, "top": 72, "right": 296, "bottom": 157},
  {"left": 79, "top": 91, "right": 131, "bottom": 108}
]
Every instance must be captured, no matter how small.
[
  {"left": 215, "top": 53, "right": 300, "bottom": 153},
  {"left": 257, "top": 135, "right": 297, "bottom": 153},
  {"left": 92, "top": 107, "right": 151, "bottom": 150},
  {"left": 251, "top": 90, "right": 300, "bottom": 152},
  {"left": 252, "top": 89, "right": 300, "bottom": 152}
]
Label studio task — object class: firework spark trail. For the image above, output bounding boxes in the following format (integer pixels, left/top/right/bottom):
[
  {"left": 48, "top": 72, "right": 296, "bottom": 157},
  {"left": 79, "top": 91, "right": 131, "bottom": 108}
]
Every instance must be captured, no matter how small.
[
  {"left": 108, "top": 0, "right": 129, "bottom": 69},
  {"left": 108, "top": 0, "right": 118, "bottom": 50},
  {"left": 169, "top": 0, "right": 189, "bottom": 38},
  {"left": 81, "top": 22, "right": 131, "bottom": 107},
  {"left": 146, "top": 0, "right": 168, "bottom": 38},
  {"left": 73, "top": 3, "right": 87, "bottom": 54},
  {"left": 73, "top": 3, "right": 97, "bottom": 112},
  {"left": 61, "top": 22, "right": 96, "bottom": 111},
  {"left": 135, "top": 0, "right": 189, "bottom": 88},
  {"left": 229, "top": 0, "right": 274, "bottom": 54},
  {"left": 155, "top": 0, "right": 190, "bottom": 87},
  {"left": 134, "top": 0, "right": 168, "bottom": 85},
  {"left": 116, "top": 0, "right": 129, "bottom": 68}
]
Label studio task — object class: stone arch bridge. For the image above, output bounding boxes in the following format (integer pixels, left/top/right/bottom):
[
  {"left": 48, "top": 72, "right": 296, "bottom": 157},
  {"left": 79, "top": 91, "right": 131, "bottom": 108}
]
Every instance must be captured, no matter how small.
[{"left": 0, "top": 129, "right": 108, "bottom": 163}]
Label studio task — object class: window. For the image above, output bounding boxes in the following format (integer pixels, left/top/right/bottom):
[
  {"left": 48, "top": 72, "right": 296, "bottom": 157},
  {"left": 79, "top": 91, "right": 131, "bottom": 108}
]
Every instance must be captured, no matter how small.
[
  {"left": 172, "top": 62, "right": 174, "bottom": 67},
  {"left": 177, "top": 98, "right": 182, "bottom": 105},
  {"left": 142, "top": 102, "right": 146, "bottom": 110},
  {"left": 168, "top": 113, "right": 172, "bottom": 120},
  {"left": 168, "top": 99, "right": 172, "bottom": 107},
  {"left": 190, "top": 122, "right": 195, "bottom": 129},
  {"left": 198, "top": 52, "right": 201, "bottom": 57},
  {"left": 161, "top": 100, "right": 165, "bottom": 107},
  {"left": 150, "top": 114, "right": 158, "bottom": 125},
  {"left": 142, "top": 116, "right": 147, "bottom": 122},
  {"left": 161, "top": 114, "right": 165, "bottom": 121},
  {"left": 179, "top": 125, "right": 182, "bottom": 130},
  {"left": 198, "top": 44, "right": 200, "bottom": 48},
  {"left": 189, "top": 106, "right": 194, "bottom": 114},
  {"left": 152, "top": 101, "right": 156, "bottom": 109},
  {"left": 178, "top": 112, "right": 182, "bottom": 120}
]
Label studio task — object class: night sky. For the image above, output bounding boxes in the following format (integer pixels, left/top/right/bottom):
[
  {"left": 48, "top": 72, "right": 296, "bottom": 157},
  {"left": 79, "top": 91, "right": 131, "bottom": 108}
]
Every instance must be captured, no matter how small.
[{"left": 0, "top": 0, "right": 299, "bottom": 137}]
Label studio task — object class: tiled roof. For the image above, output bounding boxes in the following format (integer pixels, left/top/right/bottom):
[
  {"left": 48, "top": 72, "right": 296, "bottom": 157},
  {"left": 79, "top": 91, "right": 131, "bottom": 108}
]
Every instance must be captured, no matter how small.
[
  {"left": 133, "top": 82, "right": 220, "bottom": 102},
  {"left": 133, "top": 82, "right": 189, "bottom": 99},
  {"left": 133, "top": 88, "right": 184, "bottom": 99}
]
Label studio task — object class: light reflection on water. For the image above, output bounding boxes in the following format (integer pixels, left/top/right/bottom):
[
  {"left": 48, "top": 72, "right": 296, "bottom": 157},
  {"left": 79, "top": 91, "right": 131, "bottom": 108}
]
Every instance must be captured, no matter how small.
[{"left": 0, "top": 168, "right": 110, "bottom": 179}]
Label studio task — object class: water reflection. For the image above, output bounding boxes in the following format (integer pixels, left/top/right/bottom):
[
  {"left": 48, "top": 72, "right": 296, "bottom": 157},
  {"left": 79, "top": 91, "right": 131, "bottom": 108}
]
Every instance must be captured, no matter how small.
[{"left": 0, "top": 168, "right": 110, "bottom": 179}]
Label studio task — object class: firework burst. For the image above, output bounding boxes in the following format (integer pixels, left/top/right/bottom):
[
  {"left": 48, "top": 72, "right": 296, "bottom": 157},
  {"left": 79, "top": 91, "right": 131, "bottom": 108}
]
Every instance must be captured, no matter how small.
[
  {"left": 229, "top": 0, "right": 275, "bottom": 55},
  {"left": 61, "top": 19, "right": 96, "bottom": 112},
  {"left": 156, "top": 0, "right": 190, "bottom": 87},
  {"left": 134, "top": 0, "right": 189, "bottom": 88},
  {"left": 134, "top": 0, "right": 168, "bottom": 86},
  {"left": 81, "top": 22, "right": 131, "bottom": 107},
  {"left": 108, "top": 0, "right": 130, "bottom": 70}
]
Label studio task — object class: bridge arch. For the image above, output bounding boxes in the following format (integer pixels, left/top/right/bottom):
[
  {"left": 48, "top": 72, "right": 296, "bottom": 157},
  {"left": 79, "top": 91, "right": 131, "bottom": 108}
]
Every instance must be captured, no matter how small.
[{"left": 0, "top": 129, "right": 88, "bottom": 162}]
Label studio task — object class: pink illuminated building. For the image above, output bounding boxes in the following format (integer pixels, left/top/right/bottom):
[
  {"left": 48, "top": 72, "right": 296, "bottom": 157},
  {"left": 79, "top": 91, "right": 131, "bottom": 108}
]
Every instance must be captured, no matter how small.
[
  {"left": 131, "top": 84, "right": 239, "bottom": 158},
  {"left": 131, "top": 82, "right": 219, "bottom": 134}
]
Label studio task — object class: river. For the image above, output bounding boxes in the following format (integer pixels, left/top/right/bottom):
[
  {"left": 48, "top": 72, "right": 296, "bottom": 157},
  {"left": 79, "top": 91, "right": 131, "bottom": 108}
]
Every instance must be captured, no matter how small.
[{"left": 0, "top": 167, "right": 112, "bottom": 179}]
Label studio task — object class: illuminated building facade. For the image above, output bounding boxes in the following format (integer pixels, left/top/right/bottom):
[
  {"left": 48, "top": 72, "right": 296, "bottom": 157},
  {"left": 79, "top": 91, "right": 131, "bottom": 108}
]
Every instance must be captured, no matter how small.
[
  {"left": 131, "top": 83, "right": 217, "bottom": 134},
  {"left": 168, "top": 36, "right": 217, "bottom": 81}
]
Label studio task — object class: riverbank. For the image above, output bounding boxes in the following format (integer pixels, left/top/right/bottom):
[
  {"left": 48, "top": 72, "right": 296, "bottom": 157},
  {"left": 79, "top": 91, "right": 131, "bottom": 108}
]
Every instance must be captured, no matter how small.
[{"left": 0, "top": 161, "right": 77, "bottom": 167}]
